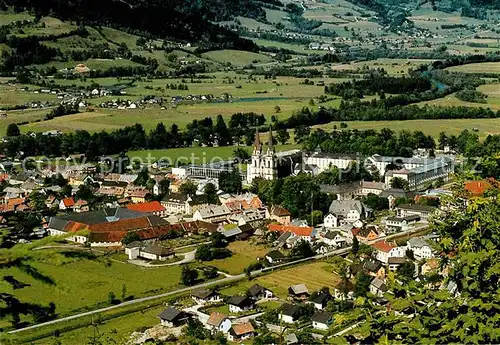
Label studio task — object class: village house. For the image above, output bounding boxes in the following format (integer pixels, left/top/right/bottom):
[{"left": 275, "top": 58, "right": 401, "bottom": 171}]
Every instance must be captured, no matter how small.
[
  {"left": 206, "top": 312, "right": 231, "bottom": 333},
  {"left": 328, "top": 200, "right": 369, "bottom": 226},
  {"left": 370, "top": 277, "right": 388, "bottom": 297},
  {"left": 125, "top": 242, "right": 175, "bottom": 261},
  {"left": 421, "top": 258, "right": 449, "bottom": 276},
  {"left": 59, "top": 197, "right": 75, "bottom": 211},
  {"left": 193, "top": 204, "right": 231, "bottom": 223},
  {"left": 279, "top": 304, "right": 300, "bottom": 324},
  {"left": 228, "top": 322, "right": 255, "bottom": 342},
  {"left": 192, "top": 289, "right": 222, "bottom": 305},
  {"left": 228, "top": 296, "right": 255, "bottom": 313},
  {"left": 372, "top": 240, "right": 406, "bottom": 264},
  {"left": 73, "top": 199, "right": 89, "bottom": 213},
  {"left": 406, "top": 237, "right": 434, "bottom": 260},
  {"left": 312, "top": 311, "right": 333, "bottom": 330},
  {"left": 352, "top": 226, "right": 381, "bottom": 243},
  {"left": 288, "top": 284, "right": 309, "bottom": 299},
  {"left": 265, "top": 250, "right": 285, "bottom": 264},
  {"left": 322, "top": 231, "right": 347, "bottom": 248},
  {"left": 161, "top": 193, "right": 193, "bottom": 215},
  {"left": 388, "top": 257, "right": 407, "bottom": 272},
  {"left": 158, "top": 307, "right": 190, "bottom": 327},
  {"left": 385, "top": 215, "right": 420, "bottom": 232},
  {"left": 268, "top": 224, "right": 315, "bottom": 242},
  {"left": 127, "top": 201, "right": 168, "bottom": 217},
  {"left": 129, "top": 189, "right": 151, "bottom": 203},
  {"left": 266, "top": 205, "right": 291, "bottom": 225},
  {"left": 229, "top": 208, "right": 264, "bottom": 227},
  {"left": 363, "top": 260, "right": 386, "bottom": 279},
  {"left": 310, "top": 292, "right": 331, "bottom": 310},
  {"left": 247, "top": 284, "right": 273, "bottom": 301},
  {"left": 397, "top": 203, "right": 437, "bottom": 220}
]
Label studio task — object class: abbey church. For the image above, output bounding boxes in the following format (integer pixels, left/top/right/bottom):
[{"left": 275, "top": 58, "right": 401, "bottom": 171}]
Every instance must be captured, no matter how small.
[{"left": 246, "top": 128, "right": 278, "bottom": 183}]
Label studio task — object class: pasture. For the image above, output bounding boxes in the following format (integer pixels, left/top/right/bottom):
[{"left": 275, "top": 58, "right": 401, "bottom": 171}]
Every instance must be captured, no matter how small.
[
  {"left": 0, "top": 247, "right": 184, "bottom": 324},
  {"left": 202, "top": 241, "right": 270, "bottom": 275},
  {"left": 446, "top": 62, "right": 500, "bottom": 73}
]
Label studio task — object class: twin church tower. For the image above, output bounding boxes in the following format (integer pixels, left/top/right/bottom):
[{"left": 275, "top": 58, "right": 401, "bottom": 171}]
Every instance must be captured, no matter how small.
[{"left": 246, "top": 127, "right": 277, "bottom": 183}]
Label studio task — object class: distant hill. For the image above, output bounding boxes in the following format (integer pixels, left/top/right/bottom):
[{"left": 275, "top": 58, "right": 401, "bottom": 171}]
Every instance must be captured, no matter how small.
[{"left": 0, "top": 0, "right": 285, "bottom": 50}]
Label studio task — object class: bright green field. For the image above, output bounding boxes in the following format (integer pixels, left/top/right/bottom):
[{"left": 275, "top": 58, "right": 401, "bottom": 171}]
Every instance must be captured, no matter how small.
[
  {"left": 0, "top": 250, "right": 183, "bottom": 324},
  {"left": 201, "top": 241, "right": 270, "bottom": 275}
]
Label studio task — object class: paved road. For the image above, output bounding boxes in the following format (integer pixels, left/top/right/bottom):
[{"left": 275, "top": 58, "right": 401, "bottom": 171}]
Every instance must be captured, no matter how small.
[{"left": 8, "top": 225, "right": 427, "bottom": 335}]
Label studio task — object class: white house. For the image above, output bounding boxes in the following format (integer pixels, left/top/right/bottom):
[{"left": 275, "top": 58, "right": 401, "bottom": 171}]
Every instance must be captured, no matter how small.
[
  {"left": 206, "top": 312, "right": 231, "bottom": 333},
  {"left": 328, "top": 200, "right": 368, "bottom": 226},
  {"left": 372, "top": 240, "right": 406, "bottom": 264},
  {"left": 192, "top": 289, "right": 222, "bottom": 305},
  {"left": 322, "top": 231, "right": 346, "bottom": 248},
  {"left": 312, "top": 311, "right": 333, "bottom": 330},
  {"left": 397, "top": 203, "right": 437, "bottom": 220},
  {"left": 407, "top": 237, "right": 434, "bottom": 260},
  {"left": 228, "top": 296, "right": 254, "bottom": 313},
  {"left": 193, "top": 204, "right": 230, "bottom": 223},
  {"left": 323, "top": 213, "right": 338, "bottom": 228},
  {"left": 385, "top": 215, "right": 420, "bottom": 232},
  {"left": 369, "top": 277, "right": 387, "bottom": 297},
  {"left": 279, "top": 304, "right": 300, "bottom": 324},
  {"left": 247, "top": 284, "right": 273, "bottom": 301},
  {"left": 125, "top": 242, "right": 175, "bottom": 261}
]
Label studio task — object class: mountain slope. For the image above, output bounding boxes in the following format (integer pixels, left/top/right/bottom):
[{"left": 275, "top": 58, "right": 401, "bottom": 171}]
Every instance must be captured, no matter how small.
[{"left": 0, "top": 0, "right": 277, "bottom": 50}]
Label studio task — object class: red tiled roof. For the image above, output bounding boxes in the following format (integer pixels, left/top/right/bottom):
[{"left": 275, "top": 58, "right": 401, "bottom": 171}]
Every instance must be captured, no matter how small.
[
  {"left": 207, "top": 312, "right": 226, "bottom": 327},
  {"left": 270, "top": 205, "right": 291, "bottom": 217},
  {"left": 232, "top": 322, "right": 255, "bottom": 335},
  {"left": 372, "top": 240, "right": 396, "bottom": 253},
  {"left": 127, "top": 201, "right": 165, "bottom": 213},
  {"left": 267, "top": 223, "right": 313, "bottom": 237},
  {"left": 62, "top": 198, "right": 75, "bottom": 207},
  {"left": 0, "top": 173, "right": 9, "bottom": 182}
]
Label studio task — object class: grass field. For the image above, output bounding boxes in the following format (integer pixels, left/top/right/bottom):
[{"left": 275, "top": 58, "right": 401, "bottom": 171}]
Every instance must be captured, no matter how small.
[
  {"left": 19, "top": 97, "right": 316, "bottom": 134},
  {"left": 203, "top": 241, "right": 270, "bottom": 275},
  {"left": 12, "top": 17, "right": 76, "bottom": 38},
  {"left": 221, "top": 261, "right": 341, "bottom": 298},
  {"left": 0, "top": 249, "right": 184, "bottom": 324},
  {"left": 0, "top": 84, "right": 58, "bottom": 107},
  {"left": 446, "top": 62, "right": 500, "bottom": 73},
  {"left": 0, "top": 108, "right": 54, "bottom": 136},
  {"left": 315, "top": 118, "right": 500, "bottom": 138},
  {"left": 201, "top": 50, "right": 273, "bottom": 67}
]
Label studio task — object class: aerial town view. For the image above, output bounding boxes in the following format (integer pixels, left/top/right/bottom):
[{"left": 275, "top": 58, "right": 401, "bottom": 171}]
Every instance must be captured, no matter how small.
[{"left": 0, "top": 0, "right": 500, "bottom": 344}]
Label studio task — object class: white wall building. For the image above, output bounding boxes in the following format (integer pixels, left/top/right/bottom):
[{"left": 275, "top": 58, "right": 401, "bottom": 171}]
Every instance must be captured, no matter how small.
[{"left": 247, "top": 128, "right": 277, "bottom": 184}]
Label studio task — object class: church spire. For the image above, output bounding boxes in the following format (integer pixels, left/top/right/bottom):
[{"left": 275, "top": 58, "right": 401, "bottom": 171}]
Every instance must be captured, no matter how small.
[{"left": 253, "top": 127, "right": 261, "bottom": 153}]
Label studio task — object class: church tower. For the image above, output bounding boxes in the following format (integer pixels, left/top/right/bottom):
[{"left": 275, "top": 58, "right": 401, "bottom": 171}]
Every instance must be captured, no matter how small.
[
  {"left": 263, "top": 126, "right": 277, "bottom": 180},
  {"left": 246, "top": 127, "right": 278, "bottom": 183}
]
